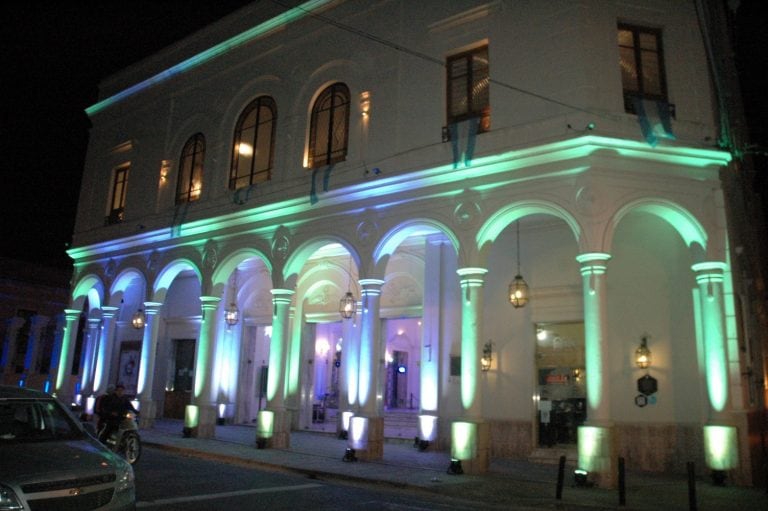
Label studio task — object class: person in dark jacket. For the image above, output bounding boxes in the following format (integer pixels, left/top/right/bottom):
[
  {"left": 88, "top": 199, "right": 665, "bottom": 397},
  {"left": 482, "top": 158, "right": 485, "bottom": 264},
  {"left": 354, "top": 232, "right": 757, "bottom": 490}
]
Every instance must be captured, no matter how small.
[{"left": 98, "top": 384, "right": 137, "bottom": 442}]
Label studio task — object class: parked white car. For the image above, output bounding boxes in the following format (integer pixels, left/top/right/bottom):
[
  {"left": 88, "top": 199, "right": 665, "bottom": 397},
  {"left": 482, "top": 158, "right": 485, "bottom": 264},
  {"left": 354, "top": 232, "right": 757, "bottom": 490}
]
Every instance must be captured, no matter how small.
[{"left": 0, "top": 385, "right": 135, "bottom": 510}]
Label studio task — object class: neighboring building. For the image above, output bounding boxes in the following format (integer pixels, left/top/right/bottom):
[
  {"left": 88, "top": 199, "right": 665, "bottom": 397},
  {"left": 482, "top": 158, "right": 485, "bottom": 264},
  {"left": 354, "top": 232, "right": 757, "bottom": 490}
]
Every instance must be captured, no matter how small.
[
  {"left": 55, "top": 0, "right": 766, "bottom": 487},
  {"left": 0, "top": 258, "right": 70, "bottom": 391}
]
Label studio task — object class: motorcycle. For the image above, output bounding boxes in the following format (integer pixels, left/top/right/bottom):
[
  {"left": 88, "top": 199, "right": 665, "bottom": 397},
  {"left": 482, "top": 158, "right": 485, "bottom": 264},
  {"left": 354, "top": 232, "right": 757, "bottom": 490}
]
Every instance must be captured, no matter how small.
[{"left": 99, "top": 411, "right": 141, "bottom": 464}]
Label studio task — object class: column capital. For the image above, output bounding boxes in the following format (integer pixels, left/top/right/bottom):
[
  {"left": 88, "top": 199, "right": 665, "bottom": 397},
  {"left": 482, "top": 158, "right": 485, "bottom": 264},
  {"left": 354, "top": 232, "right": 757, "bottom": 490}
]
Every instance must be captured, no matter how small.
[
  {"left": 576, "top": 252, "right": 611, "bottom": 275},
  {"left": 358, "top": 279, "right": 385, "bottom": 288},
  {"left": 691, "top": 261, "right": 727, "bottom": 276},
  {"left": 143, "top": 302, "right": 163, "bottom": 315},
  {"left": 456, "top": 267, "right": 488, "bottom": 279},
  {"left": 199, "top": 296, "right": 221, "bottom": 311},
  {"left": 64, "top": 309, "right": 81, "bottom": 321},
  {"left": 101, "top": 306, "right": 120, "bottom": 318}
]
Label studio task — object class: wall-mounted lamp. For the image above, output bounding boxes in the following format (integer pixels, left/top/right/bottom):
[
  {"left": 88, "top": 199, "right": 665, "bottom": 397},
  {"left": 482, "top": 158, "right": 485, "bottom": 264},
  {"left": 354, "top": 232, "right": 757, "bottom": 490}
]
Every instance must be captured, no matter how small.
[
  {"left": 480, "top": 341, "right": 493, "bottom": 372},
  {"left": 635, "top": 335, "right": 651, "bottom": 370},
  {"left": 360, "top": 91, "right": 371, "bottom": 117},
  {"left": 131, "top": 309, "right": 145, "bottom": 329}
]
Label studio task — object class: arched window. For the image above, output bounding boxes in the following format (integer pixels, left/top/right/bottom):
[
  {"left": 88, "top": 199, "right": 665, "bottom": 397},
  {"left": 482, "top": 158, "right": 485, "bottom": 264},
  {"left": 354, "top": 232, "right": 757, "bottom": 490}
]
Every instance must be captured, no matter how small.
[
  {"left": 308, "top": 83, "right": 350, "bottom": 168},
  {"left": 230, "top": 96, "right": 276, "bottom": 190},
  {"left": 176, "top": 133, "right": 205, "bottom": 204}
]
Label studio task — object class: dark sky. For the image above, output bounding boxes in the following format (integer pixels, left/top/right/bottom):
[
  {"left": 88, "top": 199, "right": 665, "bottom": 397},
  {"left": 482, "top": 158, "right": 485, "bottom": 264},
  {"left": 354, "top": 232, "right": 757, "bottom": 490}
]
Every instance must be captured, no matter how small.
[
  {"left": 1, "top": 1, "right": 766, "bottom": 271},
  {"left": 0, "top": 1, "right": 251, "bottom": 269}
]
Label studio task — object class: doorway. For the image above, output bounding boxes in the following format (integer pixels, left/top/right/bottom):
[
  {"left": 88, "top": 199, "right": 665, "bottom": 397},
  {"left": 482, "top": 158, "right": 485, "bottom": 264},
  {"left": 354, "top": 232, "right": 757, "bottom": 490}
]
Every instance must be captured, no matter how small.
[
  {"left": 535, "top": 322, "right": 586, "bottom": 447},
  {"left": 163, "top": 339, "right": 195, "bottom": 419}
]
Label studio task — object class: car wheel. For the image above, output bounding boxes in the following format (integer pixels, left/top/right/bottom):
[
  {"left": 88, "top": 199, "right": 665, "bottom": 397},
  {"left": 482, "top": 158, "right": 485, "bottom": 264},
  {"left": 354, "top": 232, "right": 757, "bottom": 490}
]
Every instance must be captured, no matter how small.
[{"left": 122, "top": 432, "right": 141, "bottom": 464}]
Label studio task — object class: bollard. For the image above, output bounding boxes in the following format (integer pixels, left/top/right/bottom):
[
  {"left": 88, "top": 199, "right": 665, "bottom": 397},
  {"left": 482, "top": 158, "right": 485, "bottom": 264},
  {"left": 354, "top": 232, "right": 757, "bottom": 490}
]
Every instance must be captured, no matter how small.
[
  {"left": 618, "top": 456, "right": 626, "bottom": 506},
  {"left": 687, "top": 461, "right": 698, "bottom": 511},
  {"left": 556, "top": 455, "right": 566, "bottom": 500}
]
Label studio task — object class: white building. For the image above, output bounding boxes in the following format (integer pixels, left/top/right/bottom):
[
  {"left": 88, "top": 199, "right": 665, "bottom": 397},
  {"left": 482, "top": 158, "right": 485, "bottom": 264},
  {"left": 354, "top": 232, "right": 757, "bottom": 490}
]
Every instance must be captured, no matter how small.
[{"left": 56, "top": 0, "right": 764, "bottom": 486}]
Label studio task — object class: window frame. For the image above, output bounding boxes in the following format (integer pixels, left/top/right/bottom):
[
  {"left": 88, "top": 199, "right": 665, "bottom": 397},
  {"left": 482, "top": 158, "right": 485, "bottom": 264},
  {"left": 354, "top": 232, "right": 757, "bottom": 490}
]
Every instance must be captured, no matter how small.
[
  {"left": 307, "top": 82, "right": 350, "bottom": 169},
  {"left": 618, "top": 23, "right": 668, "bottom": 114},
  {"left": 176, "top": 133, "right": 205, "bottom": 204},
  {"left": 106, "top": 164, "right": 129, "bottom": 225},
  {"left": 229, "top": 96, "right": 277, "bottom": 191},
  {"left": 446, "top": 45, "right": 490, "bottom": 131}
]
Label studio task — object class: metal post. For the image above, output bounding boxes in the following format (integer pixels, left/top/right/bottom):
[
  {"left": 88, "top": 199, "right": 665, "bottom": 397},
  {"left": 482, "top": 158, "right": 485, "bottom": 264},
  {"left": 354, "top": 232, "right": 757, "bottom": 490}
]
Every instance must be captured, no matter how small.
[
  {"left": 618, "top": 456, "right": 626, "bottom": 506},
  {"left": 687, "top": 461, "right": 698, "bottom": 511},
  {"left": 556, "top": 455, "right": 566, "bottom": 500}
]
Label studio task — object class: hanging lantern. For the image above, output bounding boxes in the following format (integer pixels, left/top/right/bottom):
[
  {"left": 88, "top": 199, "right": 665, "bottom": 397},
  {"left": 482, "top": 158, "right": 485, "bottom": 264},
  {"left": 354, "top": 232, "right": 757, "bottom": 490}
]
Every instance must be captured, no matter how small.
[
  {"left": 225, "top": 303, "right": 240, "bottom": 327},
  {"left": 131, "top": 309, "right": 145, "bottom": 329},
  {"left": 339, "top": 291, "right": 356, "bottom": 320},
  {"left": 508, "top": 220, "right": 529, "bottom": 308},
  {"left": 225, "top": 269, "right": 240, "bottom": 327},
  {"left": 508, "top": 275, "right": 529, "bottom": 308}
]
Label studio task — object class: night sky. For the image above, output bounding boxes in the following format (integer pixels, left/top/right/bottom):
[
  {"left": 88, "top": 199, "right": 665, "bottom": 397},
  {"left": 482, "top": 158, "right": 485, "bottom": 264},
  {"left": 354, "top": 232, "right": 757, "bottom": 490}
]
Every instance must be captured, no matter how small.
[{"left": 1, "top": 1, "right": 766, "bottom": 271}]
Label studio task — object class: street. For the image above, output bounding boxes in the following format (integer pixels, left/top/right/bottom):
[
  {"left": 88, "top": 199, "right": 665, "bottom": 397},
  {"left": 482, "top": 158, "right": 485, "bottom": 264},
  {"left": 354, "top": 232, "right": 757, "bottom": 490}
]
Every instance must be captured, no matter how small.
[{"left": 134, "top": 446, "right": 487, "bottom": 510}]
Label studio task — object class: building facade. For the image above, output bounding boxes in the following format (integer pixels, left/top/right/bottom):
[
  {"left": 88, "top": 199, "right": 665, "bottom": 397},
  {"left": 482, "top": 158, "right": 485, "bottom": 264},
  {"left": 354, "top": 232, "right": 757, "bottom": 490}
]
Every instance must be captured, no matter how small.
[{"left": 53, "top": 0, "right": 765, "bottom": 486}]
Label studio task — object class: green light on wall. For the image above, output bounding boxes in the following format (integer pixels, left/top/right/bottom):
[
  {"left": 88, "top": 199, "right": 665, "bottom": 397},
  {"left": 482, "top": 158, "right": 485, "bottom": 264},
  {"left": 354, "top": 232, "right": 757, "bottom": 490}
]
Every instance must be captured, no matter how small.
[
  {"left": 184, "top": 404, "right": 199, "bottom": 428},
  {"left": 577, "top": 425, "right": 611, "bottom": 472},
  {"left": 703, "top": 425, "right": 738, "bottom": 470},
  {"left": 257, "top": 410, "right": 275, "bottom": 439},
  {"left": 451, "top": 421, "right": 477, "bottom": 460}
]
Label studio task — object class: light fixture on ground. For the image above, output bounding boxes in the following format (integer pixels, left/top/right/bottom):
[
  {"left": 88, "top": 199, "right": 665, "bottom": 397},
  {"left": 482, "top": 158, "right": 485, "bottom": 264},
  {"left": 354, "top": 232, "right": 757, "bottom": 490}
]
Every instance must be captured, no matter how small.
[
  {"left": 225, "top": 268, "right": 240, "bottom": 328},
  {"left": 508, "top": 220, "right": 529, "bottom": 308},
  {"left": 635, "top": 335, "right": 651, "bottom": 370},
  {"left": 131, "top": 309, "right": 145, "bottom": 329},
  {"left": 480, "top": 340, "right": 493, "bottom": 372},
  {"left": 339, "top": 255, "right": 357, "bottom": 320}
]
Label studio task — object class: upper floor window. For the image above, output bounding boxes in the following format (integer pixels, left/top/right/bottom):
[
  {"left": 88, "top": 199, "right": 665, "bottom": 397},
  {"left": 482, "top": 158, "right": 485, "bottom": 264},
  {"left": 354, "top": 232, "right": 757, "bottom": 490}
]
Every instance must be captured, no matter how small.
[
  {"left": 176, "top": 133, "right": 205, "bottom": 204},
  {"left": 447, "top": 45, "right": 490, "bottom": 131},
  {"left": 308, "top": 82, "right": 350, "bottom": 168},
  {"left": 618, "top": 24, "right": 667, "bottom": 113},
  {"left": 106, "top": 164, "right": 129, "bottom": 225},
  {"left": 230, "top": 96, "right": 276, "bottom": 190}
]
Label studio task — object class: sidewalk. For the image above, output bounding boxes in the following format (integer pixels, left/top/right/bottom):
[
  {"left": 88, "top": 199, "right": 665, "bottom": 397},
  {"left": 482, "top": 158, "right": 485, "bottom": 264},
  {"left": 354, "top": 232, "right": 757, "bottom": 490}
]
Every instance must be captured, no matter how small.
[{"left": 141, "top": 419, "right": 767, "bottom": 510}]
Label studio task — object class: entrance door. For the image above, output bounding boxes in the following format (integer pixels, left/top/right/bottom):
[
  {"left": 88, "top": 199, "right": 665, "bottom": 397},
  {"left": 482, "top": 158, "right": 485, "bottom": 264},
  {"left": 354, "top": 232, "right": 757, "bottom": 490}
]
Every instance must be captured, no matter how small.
[
  {"left": 535, "top": 322, "right": 586, "bottom": 447},
  {"left": 163, "top": 339, "right": 195, "bottom": 419}
]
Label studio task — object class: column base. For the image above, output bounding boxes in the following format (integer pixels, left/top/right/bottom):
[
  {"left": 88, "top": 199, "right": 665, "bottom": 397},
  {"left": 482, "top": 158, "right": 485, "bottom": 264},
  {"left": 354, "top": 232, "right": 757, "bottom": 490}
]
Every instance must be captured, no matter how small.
[
  {"left": 184, "top": 404, "right": 217, "bottom": 438},
  {"left": 577, "top": 424, "right": 617, "bottom": 488},
  {"left": 450, "top": 420, "right": 489, "bottom": 474},
  {"left": 138, "top": 399, "right": 160, "bottom": 429},
  {"left": 347, "top": 416, "right": 384, "bottom": 461},
  {"left": 257, "top": 409, "right": 291, "bottom": 448}
]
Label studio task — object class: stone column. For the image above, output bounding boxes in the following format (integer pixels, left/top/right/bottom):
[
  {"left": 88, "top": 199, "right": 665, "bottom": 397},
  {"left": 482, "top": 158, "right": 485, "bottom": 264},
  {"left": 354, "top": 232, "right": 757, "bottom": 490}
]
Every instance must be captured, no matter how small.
[
  {"left": 258, "top": 289, "right": 294, "bottom": 447},
  {"left": 94, "top": 306, "right": 120, "bottom": 395},
  {"left": 185, "top": 296, "right": 220, "bottom": 438},
  {"left": 575, "top": 253, "right": 615, "bottom": 487},
  {"left": 692, "top": 262, "right": 739, "bottom": 473},
  {"left": 80, "top": 317, "right": 103, "bottom": 397},
  {"left": 136, "top": 302, "right": 163, "bottom": 427},
  {"left": 348, "top": 279, "right": 385, "bottom": 461},
  {"left": 450, "top": 267, "right": 489, "bottom": 474},
  {"left": 54, "top": 309, "right": 82, "bottom": 405},
  {"left": 418, "top": 236, "right": 447, "bottom": 447},
  {"left": 23, "top": 315, "right": 49, "bottom": 374}
]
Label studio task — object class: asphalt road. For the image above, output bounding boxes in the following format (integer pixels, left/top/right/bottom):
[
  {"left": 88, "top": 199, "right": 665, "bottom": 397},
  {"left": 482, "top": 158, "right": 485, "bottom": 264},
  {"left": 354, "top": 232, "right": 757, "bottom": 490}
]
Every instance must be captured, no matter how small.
[{"left": 134, "top": 446, "right": 487, "bottom": 510}]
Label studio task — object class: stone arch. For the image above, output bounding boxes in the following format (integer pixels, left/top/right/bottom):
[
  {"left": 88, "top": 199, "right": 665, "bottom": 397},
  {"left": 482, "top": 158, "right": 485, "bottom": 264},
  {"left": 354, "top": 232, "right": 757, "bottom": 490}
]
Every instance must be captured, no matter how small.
[
  {"left": 70, "top": 274, "right": 105, "bottom": 313},
  {"left": 152, "top": 259, "right": 202, "bottom": 303},
  {"left": 211, "top": 248, "right": 273, "bottom": 298},
  {"left": 284, "top": 236, "right": 360, "bottom": 289},
  {"left": 607, "top": 198, "right": 708, "bottom": 261},
  {"left": 476, "top": 200, "right": 582, "bottom": 263},
  {"left": 373, "top": 218, "right": 459, "bottom": 275}
]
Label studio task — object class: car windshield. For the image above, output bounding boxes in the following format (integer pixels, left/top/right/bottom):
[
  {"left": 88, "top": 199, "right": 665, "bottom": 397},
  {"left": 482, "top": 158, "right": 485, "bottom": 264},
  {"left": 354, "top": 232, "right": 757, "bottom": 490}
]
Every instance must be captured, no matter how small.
[{"left": 0, "top": 398, "right": 85, "bottom": 443}]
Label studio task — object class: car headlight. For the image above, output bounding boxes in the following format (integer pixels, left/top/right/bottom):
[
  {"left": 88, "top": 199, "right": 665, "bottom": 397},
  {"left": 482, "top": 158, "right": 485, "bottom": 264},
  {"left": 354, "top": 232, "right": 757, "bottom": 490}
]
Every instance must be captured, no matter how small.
[
  {"left": 0, "top": 484, "right": 23, "bottom": 510},
  {"left": 115, "top": 460, "right": 135, "bottom": 492}
]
